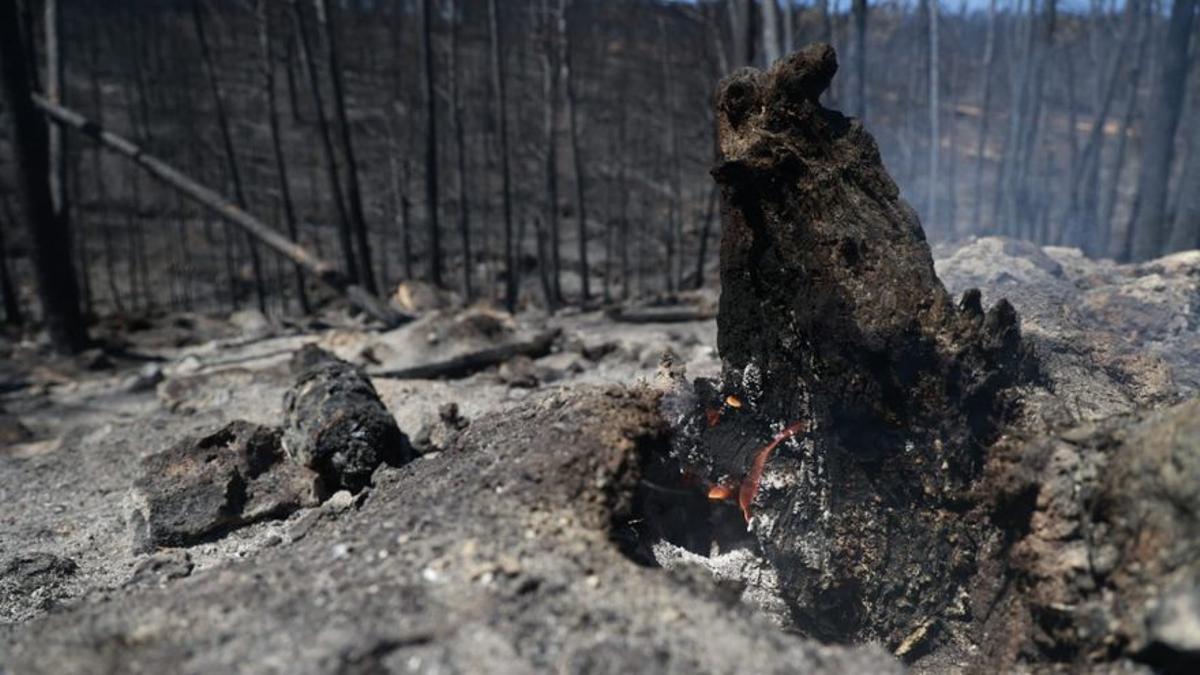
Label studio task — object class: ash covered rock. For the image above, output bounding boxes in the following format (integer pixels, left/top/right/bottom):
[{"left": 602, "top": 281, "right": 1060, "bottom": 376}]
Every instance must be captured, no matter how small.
[
  {"left": 976, "top": 399, "right": 1200, "bottom": 669},
  {"left": 128, "top": 420, "right": 321, "bottom": 552},
  {"left": 282, "top": 345, "right": 413, "bottom": 491},
  {"left": 0, "top": 553, "right": 78, "bottom": 624},
  {"left": 678, "top": 43, "right": 1037, "bottom": 648}
]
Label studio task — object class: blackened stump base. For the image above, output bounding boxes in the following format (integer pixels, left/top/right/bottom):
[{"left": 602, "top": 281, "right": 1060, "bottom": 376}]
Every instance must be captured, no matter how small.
[{"left": 683, "top": 43, "right": 1035, "bottom": 650}]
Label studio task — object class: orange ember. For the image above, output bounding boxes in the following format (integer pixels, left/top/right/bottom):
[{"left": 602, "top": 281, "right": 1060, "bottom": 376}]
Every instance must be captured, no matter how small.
[
  {"left": 707, "top": 485, "right": 735, "bottom": 501},
  {"left": 705, "top": 408, "right": 722, "bottom": 428},
  {"left": 738, "top": 420, "right": 808, "bottom": 523},
  {"left": 725, "top": 395, "right": 743, "bottom": 409}
]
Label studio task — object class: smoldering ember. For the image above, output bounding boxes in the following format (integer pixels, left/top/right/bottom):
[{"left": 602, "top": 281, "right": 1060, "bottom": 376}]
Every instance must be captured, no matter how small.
[{"left": 2, "top": 1, "right": 1200, "bottom": 673}]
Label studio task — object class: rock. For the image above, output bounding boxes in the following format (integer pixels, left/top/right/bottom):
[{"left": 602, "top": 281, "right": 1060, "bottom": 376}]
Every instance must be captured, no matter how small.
[
  {"left": 1141, "top": 582, "right": 1200, "bottom": 671},
  {"left": 977, "top": 399, "right": 1200, "bottom": 666},
  {"left": 75, "top": 348, "right": 113, "bottom": 371},
  {"left": 0, "top": 553, "right": 78, "bottom": 623},
  {"left": 127, "top": 550, "right": 194, "bottom": 588},
  {"left": 124, "top": 363, "right": 164, "bottom": 393},
  {"left": 390, "top": 280, "right": 460, "bottom": 313},
  {"left": 281, "top": 345, "right": 413, "bottom": 491},
  {"left": 497, "top": 355, "right": 540, "bottom": 388},
  {"left": 0, "top": 410, "right": 34, "bottom": 445},
  {"left": 228, "top": 309, "right": 272, "bottom": 338},
  {"left": 674, "top": 43, "right": 1034, "bottom": 647},
  {"left": 128, "top": 421, "right": 322, "bottom": 551}
]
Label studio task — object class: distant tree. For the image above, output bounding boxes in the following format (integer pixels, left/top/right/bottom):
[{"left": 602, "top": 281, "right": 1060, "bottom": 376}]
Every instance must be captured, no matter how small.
[
  {"left": 0, "top": 196, "right": 24, "bottom": 326},
  {"left": 319, "top": 0, "right": 379, "bottom": 295},
  {"left": 192, "top": 0, "right": 267, "bottom": 313},
  {"left": 852, "top": 0, "right": 868, "bottom": 119},
  {"left": 421, "top": 0, "right": 443, "bottom": 287},
  {"left": 257, "top": 0, "right": 310, "bottom": 313},
  {"left": 488, "top": 0, "right": 517, "bottom": 312},
  {"left": 0, "top": 0, "right": 88, "bottom": 351},
  {"left": 1128, "top": 0, "right": 1196, "bottom": 261},
  {"left": 561, "top": 0, "right": 591, "bottom": 301},
  {"left": 761, "top": 0, "right": 780, "bottom": 66}
]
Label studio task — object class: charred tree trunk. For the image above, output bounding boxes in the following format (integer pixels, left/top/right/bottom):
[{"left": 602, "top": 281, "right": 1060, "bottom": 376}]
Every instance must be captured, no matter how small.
[
  {"left": 1102, "top": 4, "right": 1151, "bottom": 259},
  {"left": 258, "top": 0, "right": 310, "bottom": 314},
  {"left": 290, "top": 0, "right": 360, "bottom": 287},
  {"left": 0, "top": 197, "right": 24, "bottom": 326},
  {"left": 488, "top": 0, "right": 517, "bottom": 312},
  {"left": 761, "top": 0, "right": 780, "bottom": 66},
  {"left": 1128, "top": 0, "right": 1196, "bottom": 261},
  {"left": 318, "top": 0, "right": 378, "bottom": 295},
  {"left": 927, "top": 0, "right": 940, "bottom": 233},
  {"left": 448, "top": 0, "right": 473, "bottom": 301},
  {"left": 971, "top": 0, "right": 997, "bottom": 230},
  {"left": 192, "top": 0, "right": 268, "bottom": 314},
  {"left": 852, "top": 0, "right": 867, "bottom": 120},
  {"left": 421, "top": 0, "right": 443, "bottom": 288},
  {"left": 561, "top": 0, "right": 590, "bottom": 302},
  {"left": 0, "top": 0, "right": 88, "bottom": 352},
  {"left": 541, "top": 0, "right": 563, "bottom": 305}
]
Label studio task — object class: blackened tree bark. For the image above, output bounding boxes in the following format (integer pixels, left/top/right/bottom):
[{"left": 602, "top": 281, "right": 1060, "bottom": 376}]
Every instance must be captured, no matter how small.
[
  {"left": 448, "top": 0, "right": 473, "bottom": 301},
  {"left": 0, "top": 197, "right": 24, "bottom": 326},
  {"left": 541, "top": 0, "right": 563, "bottom": 305},
  {"left": 488, "top": 0, "right": 517, "bottom": 312},
  {"left": 290, "top": 0, "right": 360, "bottom": 287},
  {"left": 192, "top": 0, "right": 268, "bottom": 314},
  {"left": 971, "top": 0, "right": 997, "bottom": 230},
  {"left": 561, "top": 0, "right": 590, "bottom": 301},
  {"left": 1128, "top": 0, "right": 1196, "bottom": 261},
  {"left": 422, "top": 0, "right": 443, "bottom": 287},
  {"left": 0, "top": 0, "right": 88, "bottom": 352},
  {"left": 317, "top": 0, "right": 378, "bottom": 294},
  {"left": 258, "top": 0, "right": 310, "bottom": 314}
]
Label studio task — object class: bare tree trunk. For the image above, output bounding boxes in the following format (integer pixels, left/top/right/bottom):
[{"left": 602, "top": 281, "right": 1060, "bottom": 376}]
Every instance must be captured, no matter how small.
[
  {"left": 290, "top": 0, "right": 359, "bottom": 287},
  {"left": 971, "top": 0, "right": 997, "bottom": 230},
  {"left": 852, "top": 0, "right": 867, "bottom": 119},
  {"left": 448, "top": 0, "right": 473, "bottom": 301},
  {"left": 258, "top": 0, "right": 310, "bottom": 314},
  {"left": 318, "top": 0, "right": 378, "bottom": 294},
  {"left": 421, "top": 0, "right": 443, "bottom": 287},
  {"left": 561, "top": 0, "right": 590, "bottom": 302},
  {"left": 1065, "top": 0, "right": 1139, "bottom": 252},
  {"left": 781, "top": 0, "right": 793, "bottom": 55},
  {"left": 762, "top": 0, "right": 780, "bottom": 66},
  {"left": 488, "top": 0, "right": 517, "bottom": 312},
  {"left": 1128, "top": 0, "right": 1196, "bottom": 261},
  {"left": 45, "top": 0, "right": 66, "bottom": 220},
  {"left": 36, "top": 96, "right": 407, "bottom": 327},
  {"left": 192, "top": 0, "right": 268, "bottom": 314},
  {"left": 1102, "top": 6, "right": 1150, "bottom": 259},
  {"left": 0, "top": 0, "right": 88, "bottom": 352},
  {"left": 693, "top": 183, "right": 718, "bottom": 290},
  {"left": 1167, "top": 119, "right": 1200, "bottom": 251},
  {"left": 927, "top": 0, "right": 940, "bottom": 233},
  {"left": 0, "top": 197, "right": 24, "bottom": 326},
  {"left": 86, "top": 6, "right": 123, "bottom": 315},
  {"left": 541, "top": 0, "right": 563, "bottom": 305}
]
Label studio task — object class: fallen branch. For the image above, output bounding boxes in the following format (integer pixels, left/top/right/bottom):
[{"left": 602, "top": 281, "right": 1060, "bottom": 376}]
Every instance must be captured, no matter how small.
[
  {"left": 32, "top": 95, "right": 409, "bottom": 328},
  {"left": 371, "top": 329, "right": 561, "bottom": 380},
  {"left": 605, "top": 306, "right": 715, "bottom": 324}
]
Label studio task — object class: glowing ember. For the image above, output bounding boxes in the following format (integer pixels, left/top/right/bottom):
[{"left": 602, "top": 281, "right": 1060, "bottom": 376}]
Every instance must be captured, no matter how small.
[
  {"left": 707, "top": 484, "right": 735, "bottom": 501},
  {"left": 725, "top": 395, "right": 743, "bottom": 409},
  {"left": 738, "top": 420, "right": 808, "bottom": 523},
  {"left": 705, "top": 408, "right": 722, "bottom": 428}
]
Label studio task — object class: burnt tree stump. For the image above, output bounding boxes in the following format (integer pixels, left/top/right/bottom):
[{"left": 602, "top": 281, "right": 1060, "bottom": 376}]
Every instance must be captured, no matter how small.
[
  {"left": 282, "top": 345, "right": 413, "bottom": 492},
  {"left": 683, "top": 44, "right": 1036, "bottom": 649}
]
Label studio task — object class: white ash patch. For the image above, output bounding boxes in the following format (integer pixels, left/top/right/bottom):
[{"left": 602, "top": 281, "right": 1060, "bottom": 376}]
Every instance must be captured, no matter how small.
[{"left": 651, "top": 541, "right": 789, "bottom": 625}]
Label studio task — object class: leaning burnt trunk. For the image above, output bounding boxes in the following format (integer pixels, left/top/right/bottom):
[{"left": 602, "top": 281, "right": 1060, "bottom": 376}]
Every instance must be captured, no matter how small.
[{"left": 678, "top": 44, "right": 1035, "bottom": 648}]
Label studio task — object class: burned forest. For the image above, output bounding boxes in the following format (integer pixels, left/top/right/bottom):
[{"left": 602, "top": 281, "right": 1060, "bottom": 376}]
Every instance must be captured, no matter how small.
[{"left": 2, "top": 1, "right": 1200, "bottom": 673}]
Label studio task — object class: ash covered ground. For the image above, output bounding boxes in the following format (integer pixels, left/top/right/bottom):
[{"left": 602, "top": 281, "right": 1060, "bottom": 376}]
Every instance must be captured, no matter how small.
[{"left": 1, "top": 235, "right": 1198, "bottom": 673}]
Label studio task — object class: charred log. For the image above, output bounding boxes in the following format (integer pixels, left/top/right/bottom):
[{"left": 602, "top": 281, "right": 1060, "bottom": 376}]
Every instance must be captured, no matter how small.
[{"left": 282, "top": 345, "right": 413, "bottom": 492}]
